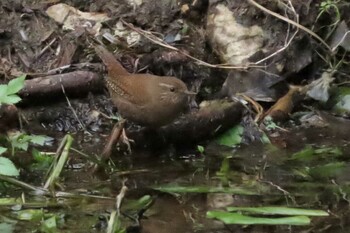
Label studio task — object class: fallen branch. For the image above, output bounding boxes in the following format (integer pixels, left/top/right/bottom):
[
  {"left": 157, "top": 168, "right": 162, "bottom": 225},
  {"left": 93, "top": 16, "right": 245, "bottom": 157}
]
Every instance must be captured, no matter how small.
[
  {"left": 19, "top": 71, "right": 104, "bottom": 101},
  {"left": 127, "top": 100, "right": 244, "bottom": 148}
]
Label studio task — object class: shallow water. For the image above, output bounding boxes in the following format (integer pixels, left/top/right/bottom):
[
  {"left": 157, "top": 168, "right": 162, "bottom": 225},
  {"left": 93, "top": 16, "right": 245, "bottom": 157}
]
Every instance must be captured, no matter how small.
[{"left": 2, "top": 124, "right": 350, "bottom": 233}]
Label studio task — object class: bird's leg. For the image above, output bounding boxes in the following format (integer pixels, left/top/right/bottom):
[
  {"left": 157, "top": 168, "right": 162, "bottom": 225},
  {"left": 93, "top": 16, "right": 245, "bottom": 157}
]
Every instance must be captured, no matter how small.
[
  {"left": 100, "top": 119, "right": 126, "bottom": 161},
  {"left": 93, "top": 119, "right": 126, "bottom": 174},
  {"left": 120, "top": 127, "right": 134, "bottom": 154},
  {"left": 99, "top": 118, "right": 133, "bottom": 160},
  {"left": 94, "top": 119, "right": 135, "bottom": 174}
]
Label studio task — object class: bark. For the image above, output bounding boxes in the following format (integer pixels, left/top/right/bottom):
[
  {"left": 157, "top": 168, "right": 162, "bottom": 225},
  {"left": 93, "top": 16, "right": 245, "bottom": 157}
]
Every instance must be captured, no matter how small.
[
  {"left": 127, "top": 100, "right": 244, "bottom": 148},
  {"left": 19, "top": 71, "right": 104, "bottom": 101}
]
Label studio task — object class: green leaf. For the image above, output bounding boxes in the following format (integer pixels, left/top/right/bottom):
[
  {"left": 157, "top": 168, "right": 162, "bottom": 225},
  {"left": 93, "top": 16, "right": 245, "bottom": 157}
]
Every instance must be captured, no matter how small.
[
  {"left": 216, "top": 125, "right": 243, "bottom": 147},
  {"left": 0, "top": 157, "right": 19, "bottom": 176},
  {"left": 27, "top": 135, "right": 52, "bottom": 146},
  {"left": 11, "top": 140, "right": 29, "bottom": 152},
  {"left": 0, "top": 95, "right": 22, "bottom": 104},
  {"left": 123, "top": 195, "right": 153, "bottom": 211},
  {"left": 6, "top": 75, "right": 25, "bottom": 95},
  {"left": 290, "top": 145, "right": 315, "bottom": 161},
  {"left": 264, "top": 116, "right": 278, "bottom": 130},
  {"left": 0, "top": 222, "right": 15, "bottom": 233},
  {"left": 207, "top": 211, "right": 311, "bottom": 225},
  {"left": 314, "top": 147, "right": 342, "bottom": 156},
  {"left": 290, "top": 145, "right": 342, "bottom": 162},
  {"left": 15, "top": 209, "right": 44, "bottom": 221},
  {"left": 32, "top": 149, "right": 52, "bottom": 163},
  {"left": 0, "top": 147, "right": 7, "bottom": 155},
  {"left": 309, "top": 162, "right": 346, "bottom": 179},
  {"left": 226, "top": 207, "right": 329, "bottom": 216},
  {"left": 197, "top": 145, "right": 205, "bottom": 154},
  {"left": 0, "top": 75, "right": 25, "bottom": 105},
  {"left": 331, "top": 87, "right": 350, "bottom": 115},
  {"left": 0, "top": 198, "right": 20, "bottom": 205},
  {"left": 40, "top": 216, "right": 57, "bottom": 233},
  {"left": 31, "top": 149, "right": 54, "bottom": 169},
  {"left": 261, "top": 132, "right": 271, "bottom": 144},
  {"left": 0, "top": 85, "right": 7, "bottom": 97},
  {"left": 8, "top": 133, "right": 52, "bottom": 154},
  {"left": 217, "top": 156, "right": 230, "bottom": 175}
]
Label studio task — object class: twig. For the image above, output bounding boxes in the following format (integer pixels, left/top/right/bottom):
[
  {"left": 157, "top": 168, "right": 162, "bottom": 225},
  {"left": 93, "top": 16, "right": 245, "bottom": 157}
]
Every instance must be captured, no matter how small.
[
  {"left": 247, "top": 0, "right": 332, "bottom": 51},
  {"left": 107, "top": 179, "right": 128, "bottom": 233},
  {"left": 255, "top": 0, "right": 299, "bottom": 64},
  {"left": 48, "top": 62, "right": 102, "bottom": 75},
  {"left": 121, "top": 19, "right": 263, "bottom": 70},
  {"left": 47, "top": 64, "right": 72, "bottom": 74},
  {"left": 114, "top": 169, "right": 150, "bottom": 176},
  {"left": 260, "top": 180, "right": 296, "bottom": 205},
  {"left": 26, "top": 63, "right": 102, "bottom": 77},
  {"left": 0, "top": 174, "right": 116, "bottom": 200},
  {"left": 71, "top": 147, "right": 101, "bottom": 165},
  {"left": 116, "top": 179, "right": 128, "bottom": 213},
  {"left": 237, "top": 93, "right": 264, "bottom": 122},
  {"left": 37, "top": 38, "right": 57, "bottom": 59},
  {"left": 0, "top": 175, "right": 47, "bottom": 194},
  {"left": 60, "top": 80, "right": 90, "bottom": 135}
]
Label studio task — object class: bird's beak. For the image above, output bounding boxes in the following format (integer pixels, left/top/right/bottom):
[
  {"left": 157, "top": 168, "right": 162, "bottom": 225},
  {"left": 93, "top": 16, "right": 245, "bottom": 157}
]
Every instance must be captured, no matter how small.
[{"left": 184, "top": 90, "right": 197, "bottom": 96}]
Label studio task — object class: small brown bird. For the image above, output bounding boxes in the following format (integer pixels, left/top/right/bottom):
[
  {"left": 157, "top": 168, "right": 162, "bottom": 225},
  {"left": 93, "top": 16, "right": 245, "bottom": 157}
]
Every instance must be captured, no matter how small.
[{"left": 94, "top": 45, "right": 195, "bottom": 127}]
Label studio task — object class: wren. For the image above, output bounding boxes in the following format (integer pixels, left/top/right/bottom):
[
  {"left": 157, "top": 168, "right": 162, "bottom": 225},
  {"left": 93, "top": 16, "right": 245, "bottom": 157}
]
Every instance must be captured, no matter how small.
[{"left": 94, "top": 45, "right": 195, "bottom": 127}]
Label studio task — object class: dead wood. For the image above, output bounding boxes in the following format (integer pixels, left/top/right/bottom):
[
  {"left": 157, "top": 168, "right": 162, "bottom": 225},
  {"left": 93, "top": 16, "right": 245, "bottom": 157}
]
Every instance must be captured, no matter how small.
[
  {"left": 127, "top": 100, "right": 244, "bottom": 148},
  {"left": 19, "top": 71, "right": 104, "bottom": 101},
  {"left": 0, "top": 104, "right": 19, "bottom": 134}
]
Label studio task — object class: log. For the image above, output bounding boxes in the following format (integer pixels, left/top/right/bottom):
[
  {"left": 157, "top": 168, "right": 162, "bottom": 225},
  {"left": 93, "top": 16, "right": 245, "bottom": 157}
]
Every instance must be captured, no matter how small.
[
  {"left": 0, "top": 104, "right": 19, "bottom": 134},
  {"left": 19, "top": 71, "right": 104, "bottom": 101},
  {"left": 127, "top": 100, "right": 244, "bottom": 148}
]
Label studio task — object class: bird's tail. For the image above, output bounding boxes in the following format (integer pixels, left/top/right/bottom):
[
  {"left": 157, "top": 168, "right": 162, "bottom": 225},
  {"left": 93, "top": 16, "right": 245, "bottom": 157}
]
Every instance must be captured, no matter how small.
[{"left": 94, "top": 45, "right": 130, "bottom": 76}]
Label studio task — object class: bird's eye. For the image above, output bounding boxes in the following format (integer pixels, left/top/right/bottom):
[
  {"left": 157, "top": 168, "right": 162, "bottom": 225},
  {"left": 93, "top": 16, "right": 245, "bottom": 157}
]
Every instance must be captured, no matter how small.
[{"left": 170, "top": 87, "right": 175, "bottom": 92}]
